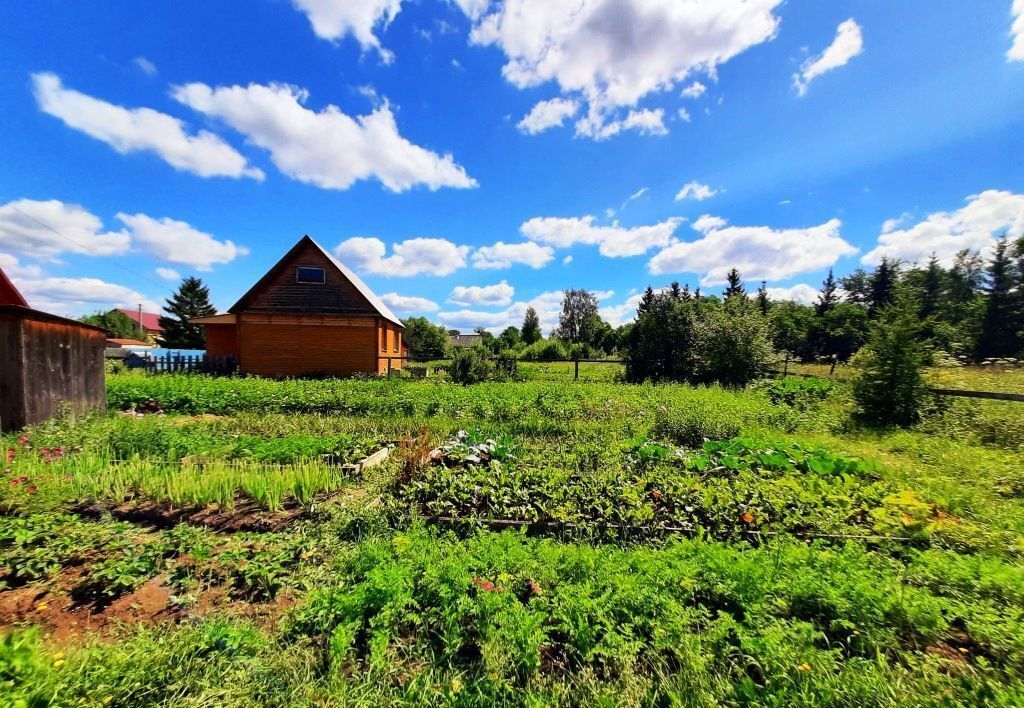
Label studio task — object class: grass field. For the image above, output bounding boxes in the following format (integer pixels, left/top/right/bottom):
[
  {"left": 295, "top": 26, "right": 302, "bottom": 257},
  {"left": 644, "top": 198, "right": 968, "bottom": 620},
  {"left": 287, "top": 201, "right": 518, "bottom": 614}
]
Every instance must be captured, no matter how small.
[{"left": 2, "top": 372, "right": 1024, "bottom": 705}]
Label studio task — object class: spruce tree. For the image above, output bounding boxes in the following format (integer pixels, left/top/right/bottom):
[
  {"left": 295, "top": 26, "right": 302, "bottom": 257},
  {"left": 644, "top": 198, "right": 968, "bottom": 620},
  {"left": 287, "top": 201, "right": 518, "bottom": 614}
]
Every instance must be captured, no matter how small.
[
  {"left": 669, "top": 281, "right": 682, "bottom": 300},
  {"left": 158, "top": 277, "right": 216, "bottom": 349},
  {"left": 977, "top": 237, "right": 1019, "bottom": 359},
  {"left": 815, "top": 269, "right": 839, "bottom": 316},
  {"left": 520, "top": 306, "right": 543, "bottom": 344},
  {"left": 636, "top": 286, "right": 656, "bottom": 317},
  {"left": 723, "top": 269, "right": 745, "bottom": 300},
  {"left": 869, "top": 258, "right": 898, "bottom": 317},
  {"left": 920, "top": 255, "right": 944, "bottom": 318},
  {"left": 756, "top": 281, "right": 769, "bottom": 315}
]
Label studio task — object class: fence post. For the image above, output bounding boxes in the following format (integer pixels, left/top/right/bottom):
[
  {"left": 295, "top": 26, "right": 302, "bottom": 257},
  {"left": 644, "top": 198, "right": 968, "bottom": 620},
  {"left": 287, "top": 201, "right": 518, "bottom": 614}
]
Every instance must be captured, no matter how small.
[
  {"left": 783, "top": 351, "right": 790, "bottom": 378},
  {"left": 829, "top": 355, "right": 837, "bottom": 377},
  {"left": 387, "top": 357, "right": 393, "bottom": 378},
  {"left": 574, "top": 359, "right": 580, "bottom": 381}
]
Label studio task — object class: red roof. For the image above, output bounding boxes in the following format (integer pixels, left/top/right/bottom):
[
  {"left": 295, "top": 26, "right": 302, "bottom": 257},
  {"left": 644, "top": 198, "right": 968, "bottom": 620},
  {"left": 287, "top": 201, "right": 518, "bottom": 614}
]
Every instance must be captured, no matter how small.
[
  {"left": 117, "top": 308, "right": 163, "bottom": 332},
  {"left": 0, "top": 266, "right": 28, "bottom": 307}
]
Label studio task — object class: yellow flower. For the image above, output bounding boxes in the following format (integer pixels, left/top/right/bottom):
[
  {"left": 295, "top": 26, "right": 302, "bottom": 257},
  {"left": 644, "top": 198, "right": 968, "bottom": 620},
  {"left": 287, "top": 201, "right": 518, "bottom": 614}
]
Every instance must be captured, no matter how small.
[
  {"left": 797, "top": 663, "right": 812, "bottom": 672},
  {"left": 53, "top": 659, "right": 65, "bottom": 668},
  {"left": 35, "top": 602, "right": 48, "bottom": 611},
  {"left": 103, "top": 697, "right": 113, "bottom": 704},
  {"left": 450, "top": 677, "right": 464, "bottom": 693},
  {"left": 52, "top": 651, "right": 65, "bottom": 660}
]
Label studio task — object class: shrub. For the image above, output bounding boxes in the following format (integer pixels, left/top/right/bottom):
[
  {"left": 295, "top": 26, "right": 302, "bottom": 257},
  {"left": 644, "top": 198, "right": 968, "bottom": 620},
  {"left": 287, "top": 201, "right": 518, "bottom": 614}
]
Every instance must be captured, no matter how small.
[
  {"left": 519, "top": 338, "right": 569, "bottom": 361},
  {"left": 851, "top": 301, "right": 931, "bottom": 427},
  {"left": 755, "top": 377, "right": 833, "bottom": 408},
  {"left": 449, "top": 347, "right": 497, "bottom": 385}
]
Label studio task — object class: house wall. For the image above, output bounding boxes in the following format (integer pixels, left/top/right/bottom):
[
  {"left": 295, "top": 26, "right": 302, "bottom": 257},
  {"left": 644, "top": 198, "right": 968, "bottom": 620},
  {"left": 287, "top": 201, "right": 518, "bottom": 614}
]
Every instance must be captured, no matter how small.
[
  {"left": 241, "top": 242, "right": 379, "bottom": 316},
  {"left": 204, "top": 323, "right": 239, "bottom": 359},
  {"left": 237, "top": 313, "right": 378, "bottom": 378},
  {"left": 0, "top": 310, "right": 106, "bottom": 432},
  {"left": 376, "top": 320, "right": 404, "bottom": 373}
]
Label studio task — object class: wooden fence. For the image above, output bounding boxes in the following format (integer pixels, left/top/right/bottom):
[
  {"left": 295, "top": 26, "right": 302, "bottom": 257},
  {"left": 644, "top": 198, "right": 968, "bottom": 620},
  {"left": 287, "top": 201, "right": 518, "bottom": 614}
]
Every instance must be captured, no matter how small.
[{"left": 140, "top": 352, "right": 236, "bottom": 375}]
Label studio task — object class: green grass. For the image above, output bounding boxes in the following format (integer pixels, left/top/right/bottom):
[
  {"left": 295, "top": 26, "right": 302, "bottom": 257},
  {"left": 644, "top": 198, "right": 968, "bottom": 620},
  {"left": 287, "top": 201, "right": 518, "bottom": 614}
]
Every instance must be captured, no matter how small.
[{"left": 2, "top": 372, "right": 1024, "bottom": 704}]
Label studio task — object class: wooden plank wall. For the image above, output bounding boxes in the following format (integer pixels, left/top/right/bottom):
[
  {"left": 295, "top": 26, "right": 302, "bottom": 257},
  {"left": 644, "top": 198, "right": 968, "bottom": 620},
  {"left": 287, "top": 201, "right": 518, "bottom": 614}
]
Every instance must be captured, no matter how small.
[
  {"left": 204, "top": 323, "right": 239, "bottom": 359},
  {"left": 241, "top": 242, "right": 378, "bottom": 316},
  {"left": 0, "top": 312, "right": 25, "bottom": 432},
  {"left": 0, "top": 314, "right": 106, "bottom": 432},
  {"left": 238, "top": 315, "right": 378, "bottom": 377}
]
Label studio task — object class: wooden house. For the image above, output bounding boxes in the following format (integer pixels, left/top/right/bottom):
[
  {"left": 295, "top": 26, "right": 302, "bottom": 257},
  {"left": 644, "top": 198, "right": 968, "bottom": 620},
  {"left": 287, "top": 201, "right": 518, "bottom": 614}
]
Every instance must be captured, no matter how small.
[
  {"left": 0, "top": 267, "right": 107, "bottom": 432},
  {"left": 193, "top": 235, "right": 405, "bottom": 378}
]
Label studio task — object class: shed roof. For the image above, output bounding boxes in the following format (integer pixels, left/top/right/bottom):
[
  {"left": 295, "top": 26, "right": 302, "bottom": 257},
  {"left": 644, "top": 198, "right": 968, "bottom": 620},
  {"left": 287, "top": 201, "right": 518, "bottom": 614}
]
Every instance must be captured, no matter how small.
[
  {"left": 0, "top": 267, "right": 28, "bottom": 307},
  {"left": 229, "top": 235, "right": 403, "bottom": 327},
  {"left": 0, "top": 305, "right": 108, "bottom": 333}
]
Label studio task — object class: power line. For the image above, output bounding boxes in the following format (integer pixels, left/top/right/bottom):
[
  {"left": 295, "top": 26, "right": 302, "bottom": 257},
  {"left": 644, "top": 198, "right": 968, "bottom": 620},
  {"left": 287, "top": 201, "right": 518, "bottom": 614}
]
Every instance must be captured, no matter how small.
[{"left": 9, "top": 205, "right": 175, "bottom": 295}]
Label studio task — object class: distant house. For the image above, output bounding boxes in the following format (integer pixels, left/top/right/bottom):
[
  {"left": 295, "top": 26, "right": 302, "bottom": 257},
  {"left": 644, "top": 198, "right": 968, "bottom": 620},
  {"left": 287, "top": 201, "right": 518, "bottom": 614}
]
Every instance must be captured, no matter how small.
[
  {"left": 117, "top": 308, "right": 163, "bottom": 339},
  {"left": 0, "top": 266, "right": 107, "bottom": 432},
  {"left": 193, "top": 235, "right": 405, "bottom": 378},
  {"left": 106, "top": 338, "right": 154, "bottom": 349},
  {"left": 449, "top": 332, "right": 483, "bottom": 348}
]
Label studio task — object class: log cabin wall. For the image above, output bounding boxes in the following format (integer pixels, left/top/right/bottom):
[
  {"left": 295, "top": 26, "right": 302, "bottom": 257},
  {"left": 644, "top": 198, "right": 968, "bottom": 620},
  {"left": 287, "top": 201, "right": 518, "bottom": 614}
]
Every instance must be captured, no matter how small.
[
  {"left": 237, "top": 314, "right": 378, "bottom": 378},
  {"left": 204, "top": 323, "right": 240, "bottom": 359}
]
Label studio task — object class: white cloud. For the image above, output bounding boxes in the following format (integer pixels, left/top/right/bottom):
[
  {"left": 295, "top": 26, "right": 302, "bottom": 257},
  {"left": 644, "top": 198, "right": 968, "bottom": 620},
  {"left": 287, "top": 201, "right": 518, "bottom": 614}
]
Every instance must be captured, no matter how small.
[
  {"left": 677, "top": 107, "right": 691, "bottom": 122},
  {"left": 450, "top": 0, "right": 490, "bottom": 21},
  {"left": 335, "top": 236, "right": 469, "bottom": 276},
  {"left": 133, "top": 57, "right": 158, "bottom": 76},
  {"left": 0, "top": 198, "right": 131, "bottom": 260},
  {"left": 379, "top": 292, "right": 440, "bottom": 312},
  {"left": 576, "top": 107, "right": 668, "bottom": 139},
  {"left": 692, "top": 214, "right": 727, "bottom": 232},
  {"left": 472, "top": 241, "right": 554, "bottom": 269},
  {"left": 522, "top": 215, "right": 683, "bottom": 258},
  {"left": 173, "top": 81, "right": 476, "bottom": 192},
  {"left": 562, "top": 255, "right": 573, "bottom": 265},
  {"left": 11, "top": 274, "right": 159, "bottom": 317},
  {"left": 117, "top": 213, "right": 247, "bottom": 271},
  {"left": 1010, "top": 0, "right": 1024, "bottom": 61},
  {"left": 675, "top": 181, "right": 719, "bottom": 201},
  {"left": 155, "top": 267, "right": 181, "bottom": 281},
  {"left": 765, "top": 283, "right": 818, "bottom": 306},
  {"left": 648, "top": 216, "right": 857, "bottom": 285},
  {"left": 680, "top": 81, "right": 706, "bottom": 99},
  {"left": 466, "top": 0, "right": 782, "bottom": 139},
  {"left": 517, "top": 97, "right": 579, "bottom": 134},
  {"left": 793, "top": 19, "right": 864, "bottom": 96},
  {"left": 627, "top": 187, "right": 649, "bottom": 202},
  {"left": 32, "top": 73, "right": 263, "bottom": 181},
  {"left": 449, "top": 280, "right": 515, "bottom": 306},
  {"left": 439, "top": 290, "right": 563, "bottom": 334},
  {"left": 862, "top": 190, "right": 1024, "bottom": 266},
  {"left": 600, "top": 292, "right": 644, "bottom": 327},
  {"left": 0, "top": 253, "right": 43, "bottom": 279},
  {"left": 291, "top": 0, "right": 401, "bottom": 62}
]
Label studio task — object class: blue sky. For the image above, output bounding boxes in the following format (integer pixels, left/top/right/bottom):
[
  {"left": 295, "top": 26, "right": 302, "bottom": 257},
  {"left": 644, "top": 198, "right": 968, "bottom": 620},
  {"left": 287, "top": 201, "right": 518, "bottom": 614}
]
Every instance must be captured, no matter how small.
[{"left": 1, "top": 0, "right": 1023, "bottom": 333}]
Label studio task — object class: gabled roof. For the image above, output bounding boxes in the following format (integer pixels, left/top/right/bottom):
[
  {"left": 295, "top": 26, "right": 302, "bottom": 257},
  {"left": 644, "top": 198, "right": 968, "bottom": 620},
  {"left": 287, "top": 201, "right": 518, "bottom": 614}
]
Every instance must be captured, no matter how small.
[
  {"left": 229, "top": 235, "right": 403, "bottom": 327},
  {"left": 0, "top": 266, "right": 28, "bottom": 307},
  {"left": 117, "top": 308, "right": 164, "bottom": 332}
]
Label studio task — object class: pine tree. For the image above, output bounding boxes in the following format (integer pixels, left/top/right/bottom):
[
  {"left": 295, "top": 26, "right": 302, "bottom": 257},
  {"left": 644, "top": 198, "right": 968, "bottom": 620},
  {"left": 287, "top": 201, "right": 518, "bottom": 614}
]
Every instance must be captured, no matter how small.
[
  {"left": 636, "top": 286, "right": 656, "bottom": 317},
  {"left": 977, "top": 237, "right": 1019, "bottom": 359},
  {"left": 756, "top": 281, "right": 769, "bottom": 315},
  {"left": 669, "top": 281, "right": 682, "bottom": 300},
  {"left": 815, "top": 269, "right": 839, "bottom": 317},
  {"left": 723, "top": 269, "right": 745, "bottom": 300},
  {"left": 158, "top": 277, "right": 216, "bottom": 349},
  {"left": 520, "top": 306, "right": 542, "bottom": 344},
  {"left": 680, "top": 283, "right": 692, "bottom": 302},
  {"left": 869, "top": 258, "right": 898, "bottom": 317}
]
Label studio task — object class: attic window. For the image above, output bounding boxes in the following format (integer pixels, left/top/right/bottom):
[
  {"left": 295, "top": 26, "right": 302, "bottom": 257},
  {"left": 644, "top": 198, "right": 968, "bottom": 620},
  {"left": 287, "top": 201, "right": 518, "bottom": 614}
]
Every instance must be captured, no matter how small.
[{"left": 296, "top": 266, "right": 326, "bottom": 284}]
